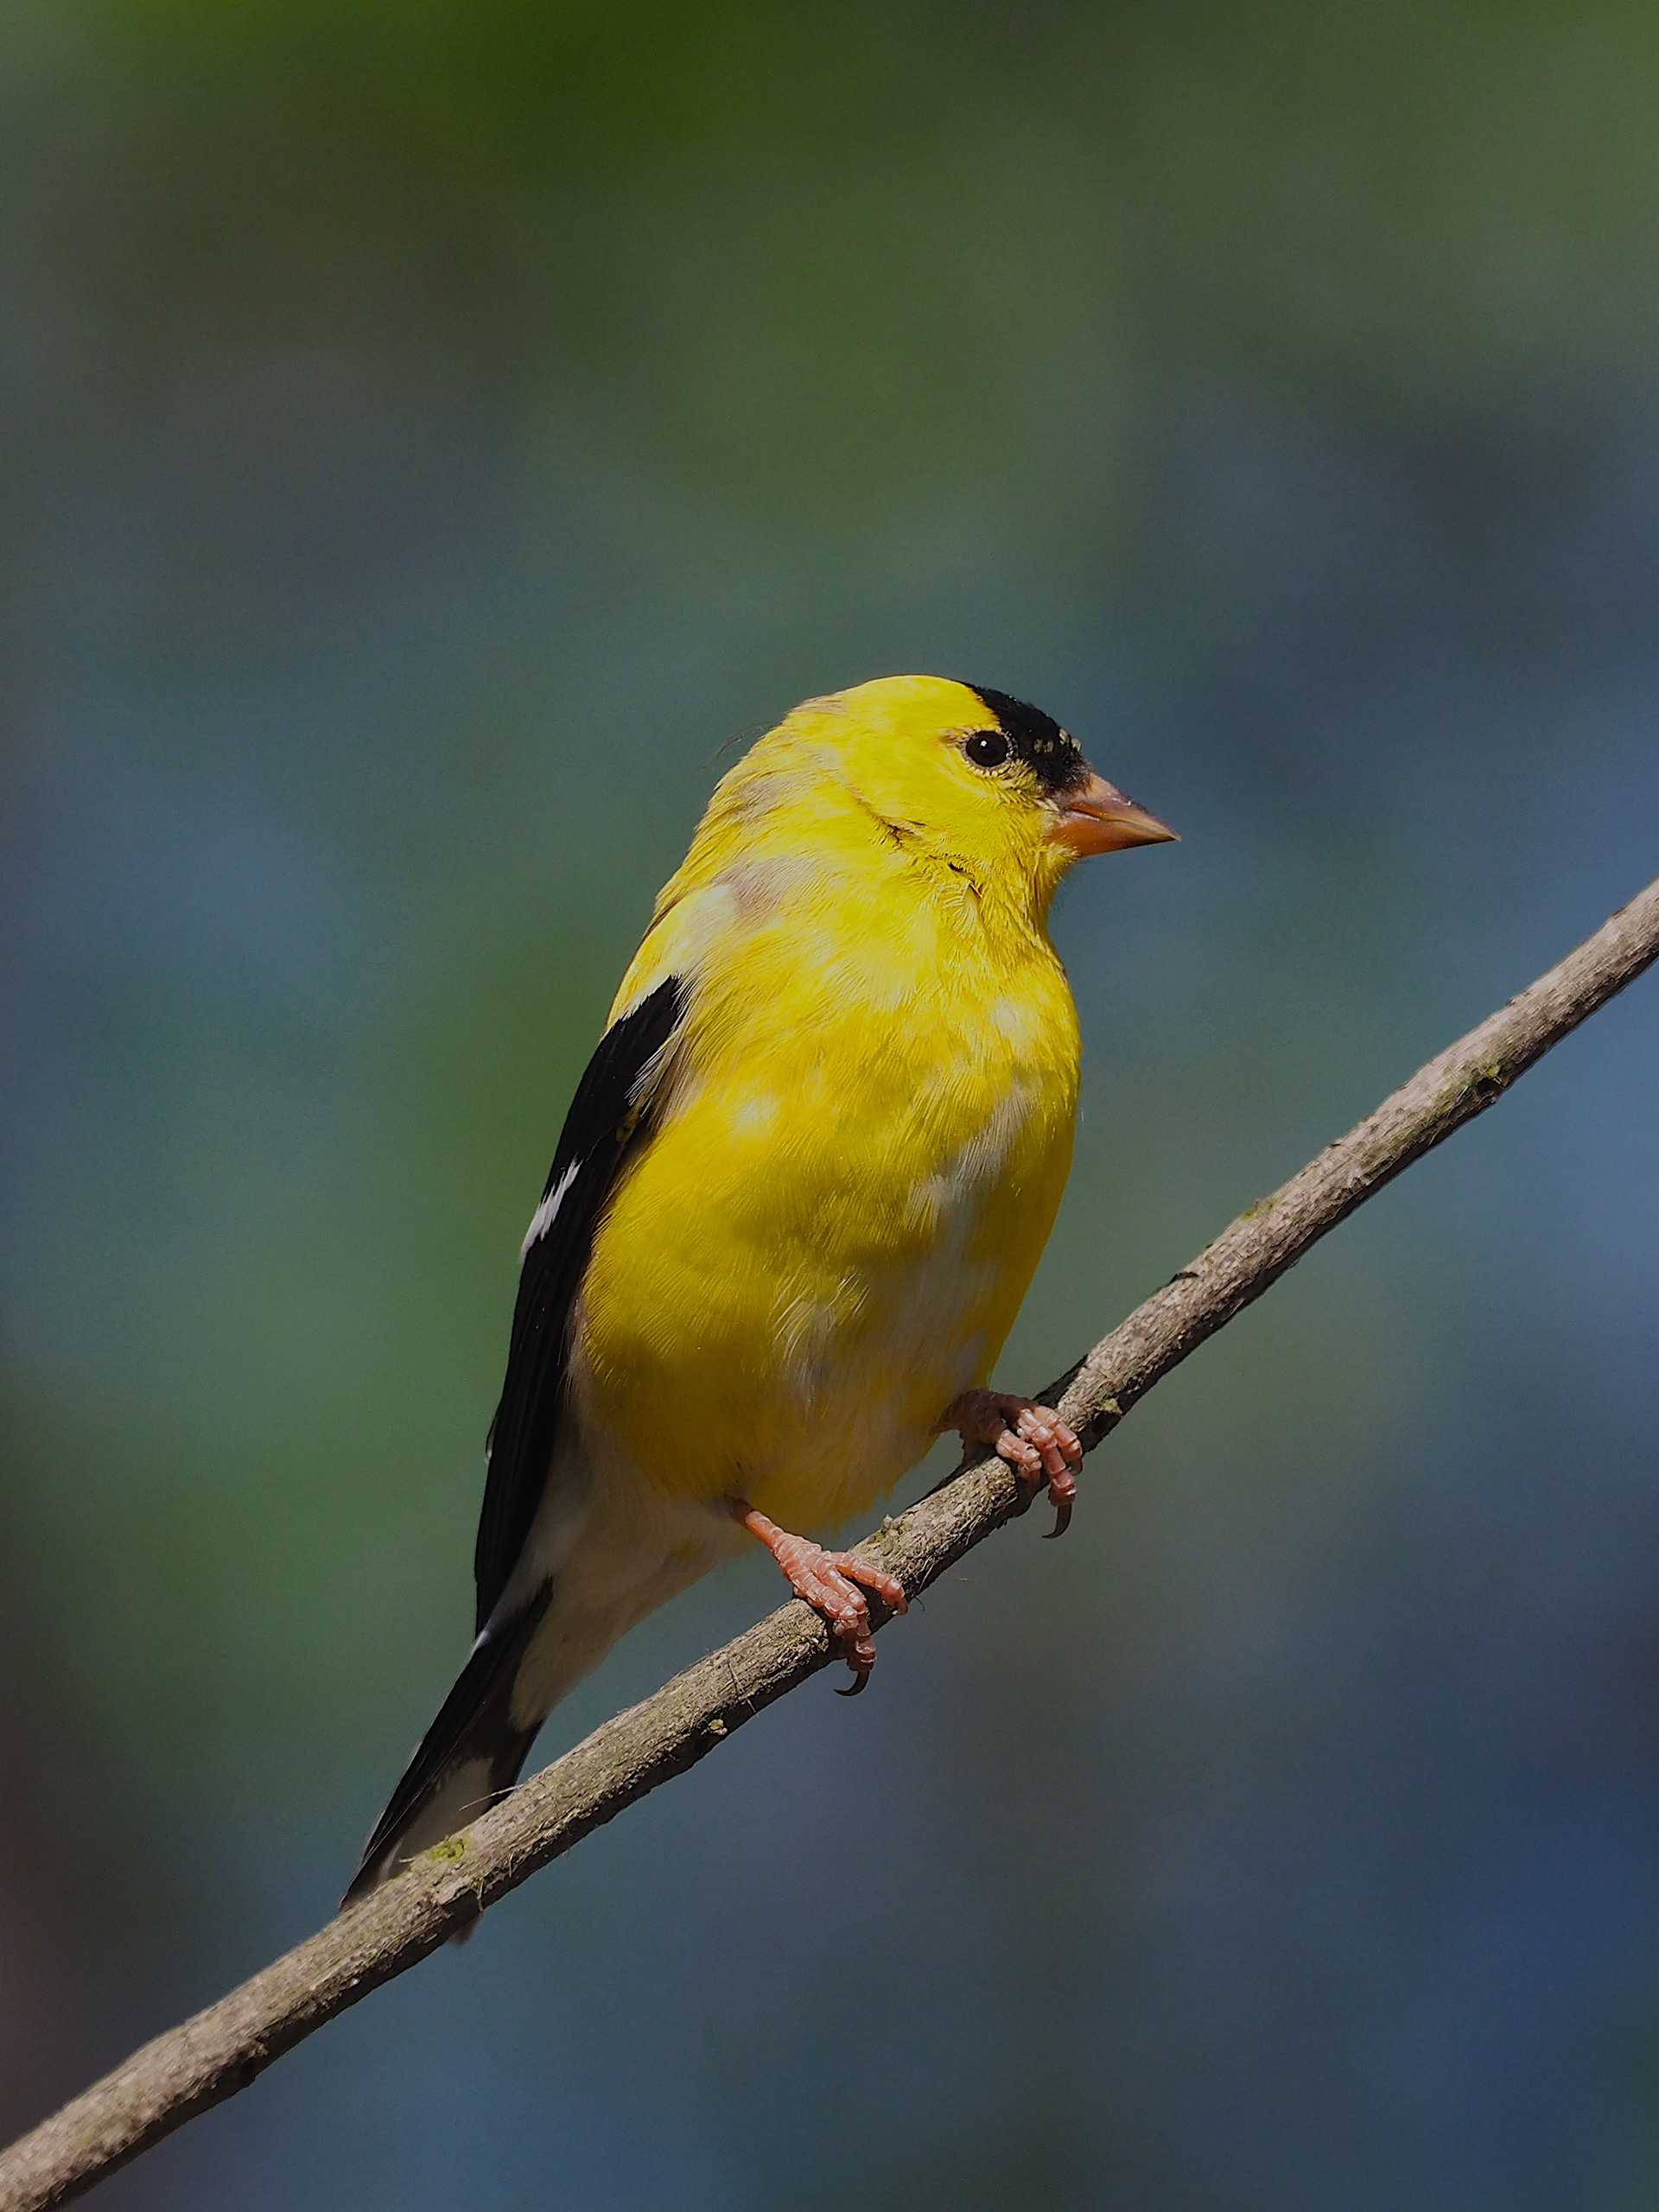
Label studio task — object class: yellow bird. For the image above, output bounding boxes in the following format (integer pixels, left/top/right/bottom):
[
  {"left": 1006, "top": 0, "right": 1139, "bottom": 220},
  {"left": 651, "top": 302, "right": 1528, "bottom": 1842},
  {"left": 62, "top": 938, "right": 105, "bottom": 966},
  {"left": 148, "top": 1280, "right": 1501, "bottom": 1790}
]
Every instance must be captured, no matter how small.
[{"left": 347, "top": 675, "right": 1174, "bottom": 1897}]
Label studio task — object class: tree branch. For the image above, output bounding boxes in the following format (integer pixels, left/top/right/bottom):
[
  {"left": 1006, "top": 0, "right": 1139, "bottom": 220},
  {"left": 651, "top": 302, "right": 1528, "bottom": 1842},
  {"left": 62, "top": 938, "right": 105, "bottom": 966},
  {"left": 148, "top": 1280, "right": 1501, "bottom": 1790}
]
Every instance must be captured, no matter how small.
[{"left": 6, "top": 870, "right": 1659, "bottom": 2212}]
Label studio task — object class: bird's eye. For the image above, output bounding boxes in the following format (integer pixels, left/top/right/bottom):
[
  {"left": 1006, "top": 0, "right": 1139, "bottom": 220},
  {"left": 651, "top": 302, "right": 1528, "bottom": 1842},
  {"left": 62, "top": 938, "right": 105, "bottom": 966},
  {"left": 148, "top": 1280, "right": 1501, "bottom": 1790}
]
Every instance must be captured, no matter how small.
[{"left": 964, "top": 731, "right": 1010, "bottom": 768}]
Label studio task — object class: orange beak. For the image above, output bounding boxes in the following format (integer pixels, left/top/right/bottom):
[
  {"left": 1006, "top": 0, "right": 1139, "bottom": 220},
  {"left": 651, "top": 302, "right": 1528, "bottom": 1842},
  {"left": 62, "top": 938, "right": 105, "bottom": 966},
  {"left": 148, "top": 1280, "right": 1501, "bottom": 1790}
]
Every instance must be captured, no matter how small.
[{"left": 1049, "top": 771, "right": 1179, "bottom": 856}]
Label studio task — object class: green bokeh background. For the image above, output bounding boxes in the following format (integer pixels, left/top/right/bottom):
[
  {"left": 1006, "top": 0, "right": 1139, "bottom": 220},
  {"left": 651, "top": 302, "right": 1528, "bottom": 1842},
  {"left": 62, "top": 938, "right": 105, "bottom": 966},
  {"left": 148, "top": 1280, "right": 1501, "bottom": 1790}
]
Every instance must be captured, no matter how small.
[{"left": 3, "top": 4, "right": 1659, "bottom": 2205}]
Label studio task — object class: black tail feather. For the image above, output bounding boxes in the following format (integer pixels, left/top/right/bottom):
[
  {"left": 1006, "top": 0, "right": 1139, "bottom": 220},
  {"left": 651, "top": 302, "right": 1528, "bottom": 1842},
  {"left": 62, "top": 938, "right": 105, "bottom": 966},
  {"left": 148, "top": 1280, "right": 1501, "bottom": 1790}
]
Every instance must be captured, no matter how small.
[{"left": 343, "top": 1584, "right": 553, "bottom": 1904}]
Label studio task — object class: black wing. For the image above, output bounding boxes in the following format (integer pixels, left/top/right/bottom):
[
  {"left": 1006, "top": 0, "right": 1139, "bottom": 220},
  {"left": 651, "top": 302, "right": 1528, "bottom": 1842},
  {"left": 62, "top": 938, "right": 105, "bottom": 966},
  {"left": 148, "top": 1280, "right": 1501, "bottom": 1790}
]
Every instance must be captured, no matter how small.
[{"left": 471, "top": 974, "right": 686, "bottom": 1633}]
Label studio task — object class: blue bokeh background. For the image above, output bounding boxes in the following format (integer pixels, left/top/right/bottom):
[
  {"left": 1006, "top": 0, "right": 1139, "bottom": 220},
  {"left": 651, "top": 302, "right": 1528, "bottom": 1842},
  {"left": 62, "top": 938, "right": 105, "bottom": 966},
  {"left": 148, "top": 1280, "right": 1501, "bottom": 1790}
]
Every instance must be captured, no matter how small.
[{"left": 3, "top": 6, "right": 1658, "bottom": 2204}]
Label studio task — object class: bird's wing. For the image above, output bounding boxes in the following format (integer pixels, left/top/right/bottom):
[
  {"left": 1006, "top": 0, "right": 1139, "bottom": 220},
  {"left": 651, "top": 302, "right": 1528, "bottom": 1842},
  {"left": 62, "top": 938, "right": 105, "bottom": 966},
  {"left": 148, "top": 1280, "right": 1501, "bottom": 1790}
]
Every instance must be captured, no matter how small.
[{"left": 472, "top": 972, "right": 686, "bottom": 1633}]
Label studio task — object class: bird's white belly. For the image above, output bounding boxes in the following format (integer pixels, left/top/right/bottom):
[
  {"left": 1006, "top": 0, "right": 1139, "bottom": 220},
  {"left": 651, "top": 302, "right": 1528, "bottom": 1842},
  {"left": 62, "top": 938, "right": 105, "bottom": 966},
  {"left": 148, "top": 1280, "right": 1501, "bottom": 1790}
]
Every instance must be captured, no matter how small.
[{"left": 494, "top": 1441, "right": 746, "bottom": 1719}]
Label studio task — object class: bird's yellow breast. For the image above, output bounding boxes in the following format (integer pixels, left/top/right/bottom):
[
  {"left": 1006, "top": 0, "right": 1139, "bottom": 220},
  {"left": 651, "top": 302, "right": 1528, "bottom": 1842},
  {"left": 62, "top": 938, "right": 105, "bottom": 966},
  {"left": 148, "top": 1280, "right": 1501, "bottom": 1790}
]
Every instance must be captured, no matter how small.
[{"left": 569, "top": 749, "right": 1080, "bottom": 1530}]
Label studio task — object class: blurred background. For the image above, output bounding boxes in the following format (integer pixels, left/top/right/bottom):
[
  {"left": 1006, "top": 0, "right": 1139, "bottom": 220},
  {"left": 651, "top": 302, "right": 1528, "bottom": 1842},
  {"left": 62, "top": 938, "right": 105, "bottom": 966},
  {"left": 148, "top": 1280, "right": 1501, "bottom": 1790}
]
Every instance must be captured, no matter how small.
[{"left": 3, "top": 3, "right": 1658, "bottom": 2204}]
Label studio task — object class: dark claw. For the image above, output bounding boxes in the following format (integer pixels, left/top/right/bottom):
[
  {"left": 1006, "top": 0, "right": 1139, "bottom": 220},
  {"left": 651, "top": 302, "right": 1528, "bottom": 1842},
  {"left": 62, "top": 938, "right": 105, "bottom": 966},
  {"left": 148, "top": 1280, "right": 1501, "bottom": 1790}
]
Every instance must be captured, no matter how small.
[
  {"left": 1043, "top": 1492, "right": 1074, "bottom": 1541},
  {"left": 836, "top": 1668, "right": 871, "bottom": 1698}
]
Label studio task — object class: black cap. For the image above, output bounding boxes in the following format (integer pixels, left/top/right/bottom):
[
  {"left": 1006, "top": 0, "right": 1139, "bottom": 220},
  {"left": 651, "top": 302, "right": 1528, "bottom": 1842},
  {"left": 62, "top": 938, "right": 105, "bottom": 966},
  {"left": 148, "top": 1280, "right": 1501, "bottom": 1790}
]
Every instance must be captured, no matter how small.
[{"left": 966, "top": 684, "right": 1087, "bottom": 796}]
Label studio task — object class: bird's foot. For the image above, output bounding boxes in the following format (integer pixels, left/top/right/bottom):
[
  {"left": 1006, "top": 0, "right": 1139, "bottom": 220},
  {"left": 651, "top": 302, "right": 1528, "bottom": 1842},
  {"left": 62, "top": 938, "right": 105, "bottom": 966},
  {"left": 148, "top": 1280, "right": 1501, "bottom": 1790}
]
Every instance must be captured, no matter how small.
[
  {"left": 938, "top": 1389, "right": 1083, "bottom": 1537},
  {"left": 731, "top": 1502, "right": 907, "bottom": 1694}
]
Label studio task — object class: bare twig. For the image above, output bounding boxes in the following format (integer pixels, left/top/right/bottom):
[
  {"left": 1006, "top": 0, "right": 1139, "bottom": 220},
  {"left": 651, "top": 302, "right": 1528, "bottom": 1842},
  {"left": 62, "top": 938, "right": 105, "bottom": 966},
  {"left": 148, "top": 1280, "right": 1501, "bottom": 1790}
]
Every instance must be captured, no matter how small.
[{"left": 5, "top": 871, "right": 1658, "bottom": 2212}]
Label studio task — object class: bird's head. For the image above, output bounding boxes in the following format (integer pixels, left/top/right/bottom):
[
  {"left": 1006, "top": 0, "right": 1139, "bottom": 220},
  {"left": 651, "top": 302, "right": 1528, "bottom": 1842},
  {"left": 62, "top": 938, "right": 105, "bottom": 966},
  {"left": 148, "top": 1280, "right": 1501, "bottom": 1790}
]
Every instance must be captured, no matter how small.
[{"left": 751, "top": 675, "right": 1176, "bottom": 913}]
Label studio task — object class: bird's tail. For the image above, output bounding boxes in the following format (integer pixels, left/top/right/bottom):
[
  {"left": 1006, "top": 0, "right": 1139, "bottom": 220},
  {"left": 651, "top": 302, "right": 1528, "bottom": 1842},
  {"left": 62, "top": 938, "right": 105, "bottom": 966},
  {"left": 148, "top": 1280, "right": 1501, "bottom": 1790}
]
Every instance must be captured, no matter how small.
[{"left": 343, "top": 1586, "right": 554, "bottom": 1905}]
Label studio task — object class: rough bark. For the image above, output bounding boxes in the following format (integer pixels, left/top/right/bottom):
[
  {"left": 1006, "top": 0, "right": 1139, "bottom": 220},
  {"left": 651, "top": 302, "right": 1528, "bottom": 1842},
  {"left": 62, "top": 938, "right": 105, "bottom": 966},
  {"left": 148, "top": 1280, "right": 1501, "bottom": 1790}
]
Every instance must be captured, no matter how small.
[{"left": 4, "top": 869, "right": 1657, "bottom": 2212}]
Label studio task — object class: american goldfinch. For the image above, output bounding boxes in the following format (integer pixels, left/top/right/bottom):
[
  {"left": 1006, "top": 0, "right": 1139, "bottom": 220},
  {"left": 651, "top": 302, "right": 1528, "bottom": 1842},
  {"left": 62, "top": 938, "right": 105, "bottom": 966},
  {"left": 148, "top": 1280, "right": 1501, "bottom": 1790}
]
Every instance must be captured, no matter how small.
[{"left": 346, "top": 675, "right": 1174, "bottom": 1898}]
